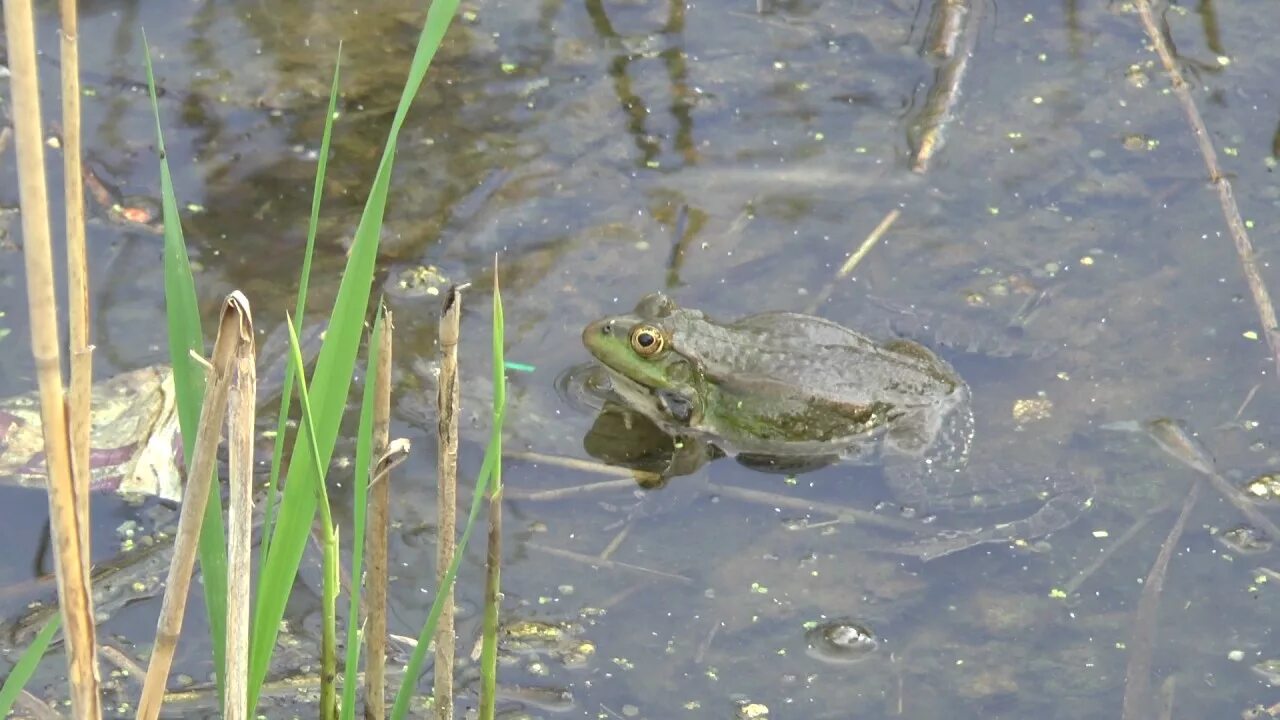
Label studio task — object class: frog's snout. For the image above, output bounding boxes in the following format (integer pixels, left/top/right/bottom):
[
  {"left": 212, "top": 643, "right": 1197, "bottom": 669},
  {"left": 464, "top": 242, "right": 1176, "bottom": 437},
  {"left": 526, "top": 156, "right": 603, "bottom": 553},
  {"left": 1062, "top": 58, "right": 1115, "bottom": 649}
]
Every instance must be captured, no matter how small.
[{"left": 582, "top": 319, "right": 614, "bottom": 346}]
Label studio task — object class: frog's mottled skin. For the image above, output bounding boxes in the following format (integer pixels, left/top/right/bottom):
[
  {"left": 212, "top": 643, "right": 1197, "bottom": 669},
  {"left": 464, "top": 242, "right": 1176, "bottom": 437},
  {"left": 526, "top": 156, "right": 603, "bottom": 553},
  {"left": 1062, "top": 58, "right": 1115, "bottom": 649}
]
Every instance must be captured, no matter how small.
[
  {"left": 582, "top": 293, "right": 1088, "bottom": 559},
  {"left": 583, "top": 293, "right": 972, "bottom": 464}
]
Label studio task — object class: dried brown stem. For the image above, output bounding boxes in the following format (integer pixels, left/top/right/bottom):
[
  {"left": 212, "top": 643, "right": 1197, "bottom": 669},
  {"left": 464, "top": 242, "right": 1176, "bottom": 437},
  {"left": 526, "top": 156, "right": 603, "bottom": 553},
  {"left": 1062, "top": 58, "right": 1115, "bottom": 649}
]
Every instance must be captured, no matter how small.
[
  {"left": 136, "top": 292, "right": 253, "bottom": 720},
  {"left": 364, "top": 308, "right": 394, "bottom": 720},
  {"left": 59, "top": 0, "right": 92, "bottom": 580},
  {"left": 435, "top": 290, "right": 461, "bottom": 720},
  {"left": 1133, "top": 0, "right": 1280, "bottom": 377},
  {"left": 225, "top": 308, "right": 257, "bottom": 720},
  {"left": 4, "top": 0, "right": 101, "bottom": 715}
]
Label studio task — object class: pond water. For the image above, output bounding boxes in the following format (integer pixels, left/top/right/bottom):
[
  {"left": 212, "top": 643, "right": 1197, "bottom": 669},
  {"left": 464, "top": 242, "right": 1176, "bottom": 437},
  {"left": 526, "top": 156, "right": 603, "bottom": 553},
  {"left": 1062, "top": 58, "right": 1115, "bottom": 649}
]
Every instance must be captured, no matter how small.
[{"left": 1, "top": 0, "right": 1279, "bottom": 717}]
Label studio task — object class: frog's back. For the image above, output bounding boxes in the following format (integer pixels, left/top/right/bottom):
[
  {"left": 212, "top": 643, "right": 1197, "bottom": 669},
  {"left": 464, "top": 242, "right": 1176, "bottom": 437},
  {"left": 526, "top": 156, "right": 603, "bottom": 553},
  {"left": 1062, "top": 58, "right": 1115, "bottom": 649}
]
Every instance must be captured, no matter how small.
[{"left": 666, "top": 309, "right": 961, "bottom": 411}]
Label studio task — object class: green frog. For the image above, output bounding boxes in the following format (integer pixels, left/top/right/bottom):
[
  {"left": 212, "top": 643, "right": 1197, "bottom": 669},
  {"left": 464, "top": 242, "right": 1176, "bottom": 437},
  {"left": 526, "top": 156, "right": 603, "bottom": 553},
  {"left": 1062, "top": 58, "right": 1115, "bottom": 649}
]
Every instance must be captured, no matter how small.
[{"left": 582, "top": 293, "right": 1089, "bottom": 559}]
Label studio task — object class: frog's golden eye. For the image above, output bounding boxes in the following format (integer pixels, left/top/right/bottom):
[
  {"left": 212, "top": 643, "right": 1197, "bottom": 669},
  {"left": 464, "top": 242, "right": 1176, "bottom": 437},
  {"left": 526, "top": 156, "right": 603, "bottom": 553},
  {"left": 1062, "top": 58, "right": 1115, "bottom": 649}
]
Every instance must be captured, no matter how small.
[{"left": 629, "top": 324, "right": 666, "bottom": 357}]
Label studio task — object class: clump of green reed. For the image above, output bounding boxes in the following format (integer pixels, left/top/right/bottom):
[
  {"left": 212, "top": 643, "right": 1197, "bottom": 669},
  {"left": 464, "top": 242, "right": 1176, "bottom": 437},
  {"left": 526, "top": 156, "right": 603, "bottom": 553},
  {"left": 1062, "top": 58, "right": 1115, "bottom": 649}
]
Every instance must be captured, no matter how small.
[{"left": 140, "top": 0, "right": 504, "bottom": 718}]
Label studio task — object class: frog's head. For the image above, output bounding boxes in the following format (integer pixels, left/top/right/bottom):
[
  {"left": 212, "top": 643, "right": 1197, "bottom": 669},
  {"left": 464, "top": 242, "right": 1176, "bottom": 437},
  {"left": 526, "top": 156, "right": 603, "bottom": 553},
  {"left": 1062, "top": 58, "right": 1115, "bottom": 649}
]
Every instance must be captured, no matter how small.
[{"left": 582, "top": 294, "right": 704, "bottom": 426}]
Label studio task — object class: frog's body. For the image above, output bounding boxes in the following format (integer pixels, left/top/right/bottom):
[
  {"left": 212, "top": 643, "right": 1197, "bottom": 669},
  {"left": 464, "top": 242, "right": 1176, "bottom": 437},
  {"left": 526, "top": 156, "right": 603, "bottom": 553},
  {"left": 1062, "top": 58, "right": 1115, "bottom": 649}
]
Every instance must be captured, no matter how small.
[{"left": 582, "top": 293, "right": 1087, "bottom": 559}]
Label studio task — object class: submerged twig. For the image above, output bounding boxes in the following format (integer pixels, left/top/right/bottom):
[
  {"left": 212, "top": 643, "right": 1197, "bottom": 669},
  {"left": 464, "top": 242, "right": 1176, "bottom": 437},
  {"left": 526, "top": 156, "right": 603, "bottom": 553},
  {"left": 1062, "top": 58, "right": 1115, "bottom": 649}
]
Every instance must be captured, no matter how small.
[
  {"left": 436, "top": 288, "right": 461, "bottom": 720},
  {"left": 1146, "top": 419, "right": 1280, "bottom": 540},
  {"left": 1061, "top": 503, "right": 1166, "bottom": 597},
  {"left": 1157, "top": 675, "right": 1176, "bottom": 720},
  {"left": 14, "top": 690, "right": 63, "bottom": 720},
  {"left": 804, "top": 207, "right": 901, "bottom": 314},
  {"left": 504, "top": 476, "right": 641, "bottom": 501},
  {"left": 1133, "top": 0, "right": 1280, "bottom": 377},
  {"left": 910, "top": 0, "right": 981, "bottom": 172},
  {"left": 525, "top": 543, "right": 692, "bottom": 583},
  {"left": 708, "top": 482, "right": 928, "bottom": 534},
  {"left": 504, "top": 451, "right": 662, "bottom": 486},
  {"left": 1120, "top": 476, "right": 1200, "bottom": 720}
]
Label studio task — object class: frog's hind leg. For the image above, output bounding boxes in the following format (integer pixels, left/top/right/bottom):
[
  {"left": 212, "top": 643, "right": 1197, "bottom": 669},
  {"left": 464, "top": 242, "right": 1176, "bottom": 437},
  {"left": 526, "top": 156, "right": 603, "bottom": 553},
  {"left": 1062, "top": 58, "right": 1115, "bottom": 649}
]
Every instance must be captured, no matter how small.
[{"left": 888, "top": 480, "right": 1093, "bottom": 560}]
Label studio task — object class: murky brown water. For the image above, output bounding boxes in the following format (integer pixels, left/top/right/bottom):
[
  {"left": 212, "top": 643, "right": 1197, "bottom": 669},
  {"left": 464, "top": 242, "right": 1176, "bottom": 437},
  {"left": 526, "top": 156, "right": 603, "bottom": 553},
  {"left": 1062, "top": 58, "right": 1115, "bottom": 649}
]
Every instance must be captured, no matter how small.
[{"left": 2, "top": 0, "right": 1280, "bottom": 717}]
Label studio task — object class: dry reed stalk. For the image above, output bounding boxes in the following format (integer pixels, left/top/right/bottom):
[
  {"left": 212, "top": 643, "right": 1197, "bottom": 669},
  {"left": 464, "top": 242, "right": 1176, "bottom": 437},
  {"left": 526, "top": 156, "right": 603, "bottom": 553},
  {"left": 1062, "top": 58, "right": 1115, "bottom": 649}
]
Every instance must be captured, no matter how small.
[
  {"left": 435, "top": 288, "right": 461, "bottom": 720},
  {"left": 136, "top": 292, "right": 253, "bottom": 720},
  {"left": 59, "top": 0, "right": 92, "bottom": 578},
  {"left": 364, "top": 308, "right": 394, "bottom": 720},
  {"left": 1132, "top": 0, "right": 1280, "bottom": 377},
  {"left": 225, "top": 305, "right": 257, "bottom": 720},
  {"left": 4, "top": 0, "right": 102, "bottom": 716}
]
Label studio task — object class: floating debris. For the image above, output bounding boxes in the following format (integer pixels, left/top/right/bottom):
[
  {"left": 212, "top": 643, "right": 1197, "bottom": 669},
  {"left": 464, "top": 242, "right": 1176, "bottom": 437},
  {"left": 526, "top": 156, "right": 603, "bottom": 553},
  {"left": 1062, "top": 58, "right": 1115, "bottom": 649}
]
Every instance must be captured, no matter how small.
[
  {"left": 734, "top": 700, "right": 770, "bottom": 719},
  {"left": 1216, "top": 525, "right": 1273, "bottom": 555},
  {"left": 1242, "top": 473, "right": 1280, "bottom": 503},
  {"left": 1012, "top": 396, "right": 1053, "bottom": 423}
]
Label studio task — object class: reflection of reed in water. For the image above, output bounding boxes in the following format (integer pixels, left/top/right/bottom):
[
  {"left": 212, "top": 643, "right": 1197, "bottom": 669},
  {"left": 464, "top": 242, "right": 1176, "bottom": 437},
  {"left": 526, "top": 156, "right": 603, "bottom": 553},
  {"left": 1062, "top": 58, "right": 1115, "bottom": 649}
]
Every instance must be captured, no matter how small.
[{"left": 583, "top": 0, "right": 699, "bottom": 170}]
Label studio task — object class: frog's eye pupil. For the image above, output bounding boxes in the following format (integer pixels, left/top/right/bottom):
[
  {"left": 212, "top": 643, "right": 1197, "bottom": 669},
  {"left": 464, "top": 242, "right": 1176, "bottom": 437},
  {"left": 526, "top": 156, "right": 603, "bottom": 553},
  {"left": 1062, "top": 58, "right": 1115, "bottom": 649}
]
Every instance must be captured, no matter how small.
[{"left": 630, "top": 325, "right": 665, "bottom": 356}]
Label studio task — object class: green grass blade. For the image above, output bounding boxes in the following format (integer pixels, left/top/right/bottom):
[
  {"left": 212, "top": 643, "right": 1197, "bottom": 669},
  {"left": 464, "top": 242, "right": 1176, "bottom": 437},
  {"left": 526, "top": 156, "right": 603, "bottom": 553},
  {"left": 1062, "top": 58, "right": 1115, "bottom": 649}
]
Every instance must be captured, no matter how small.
[
  {"left": 478, "top": 267, "right": 504, "bottom": 719},
  {"left": 340, "top": 307, "right": 384, "bottom": 720},
  {"left": 247, "top": 2, "right": 463, "bottom": 712},
  {"left": 392, "top": 277, "right": 505, "bottom": 720},
  {"left": 259, "top": 43, "right": 343, "bottom": 566},
  {"left": 142, "top": 32, "right": 228, "bottom": 700},
  {"left": 0, "top": 613, "right": 61, "bottom": 715},
  {"left": 281, "top": 315, "right": 339, "bottom": 719}
]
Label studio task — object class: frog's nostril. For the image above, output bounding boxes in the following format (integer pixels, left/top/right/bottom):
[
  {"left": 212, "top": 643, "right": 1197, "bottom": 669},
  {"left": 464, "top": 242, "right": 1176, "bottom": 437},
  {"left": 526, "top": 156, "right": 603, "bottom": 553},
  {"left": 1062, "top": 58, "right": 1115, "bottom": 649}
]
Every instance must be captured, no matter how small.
[{"left": 601, "top": 323, "right": 612, "bottom": 336}]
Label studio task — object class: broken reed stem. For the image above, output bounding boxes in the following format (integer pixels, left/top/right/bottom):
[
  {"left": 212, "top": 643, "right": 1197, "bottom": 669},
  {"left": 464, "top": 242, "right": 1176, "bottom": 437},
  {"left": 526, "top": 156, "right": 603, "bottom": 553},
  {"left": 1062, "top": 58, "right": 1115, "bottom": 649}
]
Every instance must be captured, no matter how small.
[
  {"left": 364, "top": 309, "right": 394, "bottom": 720},
  {"left": 136, "top": 293, "right": 253, "bottom": 720},
  {"left": 1133, "top": 0, "right": 1280, "bottom": 377},
  {"left": 435, "top": 289, "right": 461, "bottom": 720},
  {"left": 4, "top": 0, "right": 102, "bottom": 716},
  {"left": 224, "top": 312, "right": 257, "bottom": 720},
  {"left": 59, "top": 0, "right": 92, "bottom": 580},
  {"left": 1120, "top": 477, "right": 1200, "bottom": 720}
]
